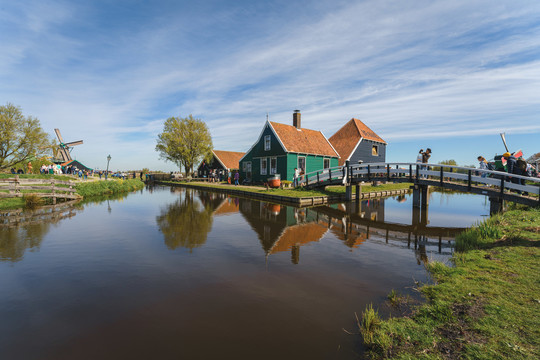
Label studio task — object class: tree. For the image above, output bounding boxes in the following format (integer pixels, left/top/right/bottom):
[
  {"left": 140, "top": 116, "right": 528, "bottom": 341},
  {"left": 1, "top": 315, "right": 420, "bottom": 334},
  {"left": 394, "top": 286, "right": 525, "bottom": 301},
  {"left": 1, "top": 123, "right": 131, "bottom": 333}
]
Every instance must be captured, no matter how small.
[
  {"left": 155, "top": 115, "right": 213, "bottom": 175},
  {"left": 0, "top": 103, "right": 53, "bottom": 171}
]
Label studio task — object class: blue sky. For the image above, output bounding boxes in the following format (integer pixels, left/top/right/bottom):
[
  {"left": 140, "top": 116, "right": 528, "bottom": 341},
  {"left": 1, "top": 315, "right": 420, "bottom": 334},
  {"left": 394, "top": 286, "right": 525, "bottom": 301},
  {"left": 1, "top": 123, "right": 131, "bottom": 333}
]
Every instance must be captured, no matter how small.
[{"left": 1, "top": 0, "right": 539, "bottom": 171}]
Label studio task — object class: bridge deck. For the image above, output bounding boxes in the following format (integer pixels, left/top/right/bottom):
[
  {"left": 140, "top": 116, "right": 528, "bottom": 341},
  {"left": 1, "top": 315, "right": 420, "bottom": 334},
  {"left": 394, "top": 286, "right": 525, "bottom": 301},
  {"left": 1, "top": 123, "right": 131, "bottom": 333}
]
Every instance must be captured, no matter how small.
[{"left": 299, "top": 162, "right": 540, "bottom": 207}]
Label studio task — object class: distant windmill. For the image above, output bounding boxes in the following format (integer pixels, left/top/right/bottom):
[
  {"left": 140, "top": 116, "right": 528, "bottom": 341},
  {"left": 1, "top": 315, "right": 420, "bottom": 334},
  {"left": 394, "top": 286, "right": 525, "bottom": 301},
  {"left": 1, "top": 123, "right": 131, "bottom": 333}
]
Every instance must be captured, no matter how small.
[{"left": 54, "top": 128, "right": 83, "bottom": 163}]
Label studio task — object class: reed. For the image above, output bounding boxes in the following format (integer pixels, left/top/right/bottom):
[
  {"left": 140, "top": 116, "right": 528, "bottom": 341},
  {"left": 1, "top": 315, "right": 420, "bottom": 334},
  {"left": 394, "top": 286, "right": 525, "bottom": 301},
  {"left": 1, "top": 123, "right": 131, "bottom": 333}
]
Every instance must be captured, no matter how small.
[
  {"left": 360, "top": 303, "right": 381, "bottom": 346},
  {"left": 23, "top": 193, "right": 43, "bottom": 209}
]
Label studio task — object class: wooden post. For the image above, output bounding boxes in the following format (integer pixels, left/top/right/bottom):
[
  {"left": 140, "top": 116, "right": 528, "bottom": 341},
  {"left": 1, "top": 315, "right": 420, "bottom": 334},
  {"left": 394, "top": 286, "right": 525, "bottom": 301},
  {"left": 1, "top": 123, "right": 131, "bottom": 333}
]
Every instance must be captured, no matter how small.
[
  {"left": 386, "top": 166, "right": 390, "bottom": 181},
  {"left": 415, "top": 164, "right": 419, "bottom": 183},
  {"left": 329, "top": 169, "right": 332, "bottom": 180},
  {"left": 421, "top": 185, "right": 429, "bottom": 209},
  {"left": 467, "top": 170, "right": 472, "bottom": 190},
  {"left": 367, "top": 165, "right": 371, "bottom": 180},
  {"left": 440, "top": 167, "right": 443, "bottom": 186},
  {"left": 412, "top": 185, "right": 421, "bottom": 208},
  {"left": 51, "top": 179, "right": 56, "bottom": 205},
  {"left": 317, "top": 172, "right": 319, "bottom": 184},
  {"left": 409, "top": 164, "right": 413, "bottom": 182},
  {"left": 15, "top": 175, "right": 20, "bottom": 196}
]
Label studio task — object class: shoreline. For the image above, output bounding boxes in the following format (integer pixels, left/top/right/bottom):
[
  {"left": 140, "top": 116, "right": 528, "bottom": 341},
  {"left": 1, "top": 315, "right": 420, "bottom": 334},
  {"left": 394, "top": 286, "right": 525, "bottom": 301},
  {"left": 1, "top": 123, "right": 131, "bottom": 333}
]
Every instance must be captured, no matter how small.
[{"left": 155, "top": 180, "right": 411, "bottom": 207}]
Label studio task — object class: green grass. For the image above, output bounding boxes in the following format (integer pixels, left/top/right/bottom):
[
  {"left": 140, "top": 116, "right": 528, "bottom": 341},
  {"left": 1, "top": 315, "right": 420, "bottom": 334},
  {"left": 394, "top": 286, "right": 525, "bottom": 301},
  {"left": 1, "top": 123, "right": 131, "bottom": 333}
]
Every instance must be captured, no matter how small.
[
  {"left": 162, "top": 181, "right": 412, "bottom": 199},
  {"left": 75, "top": 179, "right": 144, "bottom": 197},
  {"left": 0, "top": 173, "right": 75, "bottom": 181},
  {"left": 368, "top": 206, "right": 540, "bottom": 359}
]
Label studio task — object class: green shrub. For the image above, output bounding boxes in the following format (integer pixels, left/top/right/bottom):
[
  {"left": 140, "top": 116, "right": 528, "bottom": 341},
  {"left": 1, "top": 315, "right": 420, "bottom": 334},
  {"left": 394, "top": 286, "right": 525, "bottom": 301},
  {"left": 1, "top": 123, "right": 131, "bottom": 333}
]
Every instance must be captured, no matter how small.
[
  {"left": 23, "top": 194, "right": 43, "bottom": 209},
  {"left": 76, "top": 179, "right": 144, "bottom": 197}
]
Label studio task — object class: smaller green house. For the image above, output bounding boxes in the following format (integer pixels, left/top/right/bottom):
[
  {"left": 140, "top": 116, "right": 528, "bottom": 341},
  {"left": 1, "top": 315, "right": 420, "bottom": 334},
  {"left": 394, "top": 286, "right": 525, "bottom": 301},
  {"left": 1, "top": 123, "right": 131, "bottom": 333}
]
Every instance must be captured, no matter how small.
[{"left": 239, "top": 111, "right": 340, "bottom": 183}]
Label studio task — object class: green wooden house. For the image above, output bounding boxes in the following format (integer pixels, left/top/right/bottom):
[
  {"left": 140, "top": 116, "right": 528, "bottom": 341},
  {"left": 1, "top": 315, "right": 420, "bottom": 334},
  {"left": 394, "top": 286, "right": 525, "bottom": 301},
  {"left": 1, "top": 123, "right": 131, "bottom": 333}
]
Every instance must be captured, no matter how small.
[{"left": 239, "top": 111, "right": 340, "bottom": 183}]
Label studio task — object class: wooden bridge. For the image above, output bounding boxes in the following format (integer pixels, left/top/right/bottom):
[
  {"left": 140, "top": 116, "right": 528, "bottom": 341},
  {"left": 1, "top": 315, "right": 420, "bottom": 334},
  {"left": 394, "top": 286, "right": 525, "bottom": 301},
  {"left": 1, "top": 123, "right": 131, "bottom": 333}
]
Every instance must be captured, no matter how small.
[{"left": 298, "top": 162, "right": 540, "bottom": 212}]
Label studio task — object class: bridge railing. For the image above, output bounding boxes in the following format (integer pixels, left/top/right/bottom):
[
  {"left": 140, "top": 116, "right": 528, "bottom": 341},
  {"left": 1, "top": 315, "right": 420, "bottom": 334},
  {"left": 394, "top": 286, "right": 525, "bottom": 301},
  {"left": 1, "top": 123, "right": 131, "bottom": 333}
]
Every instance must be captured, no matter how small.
[{"left": 299, "top": 162, "right": 540, "bottom": 198}]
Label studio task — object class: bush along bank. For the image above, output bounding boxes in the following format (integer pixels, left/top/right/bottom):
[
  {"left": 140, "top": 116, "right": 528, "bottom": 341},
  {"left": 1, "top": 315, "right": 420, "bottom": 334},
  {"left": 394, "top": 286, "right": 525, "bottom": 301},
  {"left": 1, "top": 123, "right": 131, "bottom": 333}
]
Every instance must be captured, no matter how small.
[
  {"left": 361, "top": 206, "right": 540, "bottom": 359},
  {"left": 75, "top": 179, "right": 144, "bottom": 197}
]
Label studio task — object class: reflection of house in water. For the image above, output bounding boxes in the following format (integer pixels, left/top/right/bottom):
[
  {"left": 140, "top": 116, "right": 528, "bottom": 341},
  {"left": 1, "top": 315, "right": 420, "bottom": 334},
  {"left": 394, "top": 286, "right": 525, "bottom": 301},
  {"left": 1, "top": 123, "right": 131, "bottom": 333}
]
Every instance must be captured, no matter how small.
[{"left": 238, "top": 199, "right": 329, "bottom": 264}]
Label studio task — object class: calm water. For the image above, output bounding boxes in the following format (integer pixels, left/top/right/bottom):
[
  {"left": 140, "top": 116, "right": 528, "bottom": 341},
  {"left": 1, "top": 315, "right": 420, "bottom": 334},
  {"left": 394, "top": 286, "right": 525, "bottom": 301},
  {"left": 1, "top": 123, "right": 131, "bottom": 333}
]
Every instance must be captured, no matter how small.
[{"left": 0, "top": 186, "right": 489, "bottom": 359}]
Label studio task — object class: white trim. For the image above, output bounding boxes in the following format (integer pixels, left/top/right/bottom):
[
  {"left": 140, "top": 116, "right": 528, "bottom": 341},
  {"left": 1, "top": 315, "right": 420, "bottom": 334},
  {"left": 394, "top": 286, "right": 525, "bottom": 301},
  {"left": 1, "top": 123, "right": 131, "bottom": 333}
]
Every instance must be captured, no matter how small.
[
  {"left": 347, "top": 138, "right": 363, "bottom": 162},
  {"left": 211, "top": 150, "right": 227, "bottom": 170},
  {"left": 267, "top": 121, "right": 289, "bottom": 153},
  {"left": 260, "top": 158, "right": 268, "bottom": 175},
  {"left": 270, "top": 156, "right": 277, "bottom": 175},
  {"left": 319, "top": 130, "right": 341, "bottom": 158},
  {"left": 239, "top": 121, "right": 287, "bottom": 163},
  {"left": 371, "top": 144, "right": 379, "bottom": 156}
]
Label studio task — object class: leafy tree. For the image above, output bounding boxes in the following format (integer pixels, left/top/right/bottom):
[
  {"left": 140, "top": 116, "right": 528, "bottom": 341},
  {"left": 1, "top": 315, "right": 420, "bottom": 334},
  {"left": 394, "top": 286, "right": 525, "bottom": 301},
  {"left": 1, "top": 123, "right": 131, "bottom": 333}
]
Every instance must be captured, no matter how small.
[
  {"left": 155, "top": 115, "right": 213, "bottom": 175},
  {"left": 0, "top": 103, "right": 53, "bottom": 171}
]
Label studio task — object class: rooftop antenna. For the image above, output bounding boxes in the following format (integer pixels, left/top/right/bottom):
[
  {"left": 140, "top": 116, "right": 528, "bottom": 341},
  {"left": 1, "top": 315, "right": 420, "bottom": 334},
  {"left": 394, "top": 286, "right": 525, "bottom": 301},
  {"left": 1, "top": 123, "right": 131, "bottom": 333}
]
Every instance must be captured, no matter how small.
[{"left": 266, "top": 112, "right": 269, "bottom": 122}]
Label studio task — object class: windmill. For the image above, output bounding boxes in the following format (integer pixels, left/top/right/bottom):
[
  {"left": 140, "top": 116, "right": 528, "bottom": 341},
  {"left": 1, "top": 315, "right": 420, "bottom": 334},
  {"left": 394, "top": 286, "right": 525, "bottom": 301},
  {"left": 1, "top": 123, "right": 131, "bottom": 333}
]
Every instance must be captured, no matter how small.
[{"left": 53, "top": 128, "right": 83, "bottom": 163}]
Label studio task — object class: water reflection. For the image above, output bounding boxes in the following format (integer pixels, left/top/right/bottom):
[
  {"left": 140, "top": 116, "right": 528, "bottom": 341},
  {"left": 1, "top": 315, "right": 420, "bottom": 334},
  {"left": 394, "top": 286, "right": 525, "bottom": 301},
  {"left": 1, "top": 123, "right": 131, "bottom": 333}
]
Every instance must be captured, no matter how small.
[
  {"left": 0, "top": 201, "right": 81, "bottom": 262},
  {"left": 156, "top": 188, "right": 227, "bottom": 251},
  {"left": 174, "top": 191, "right": 465, "bottom": 264}
]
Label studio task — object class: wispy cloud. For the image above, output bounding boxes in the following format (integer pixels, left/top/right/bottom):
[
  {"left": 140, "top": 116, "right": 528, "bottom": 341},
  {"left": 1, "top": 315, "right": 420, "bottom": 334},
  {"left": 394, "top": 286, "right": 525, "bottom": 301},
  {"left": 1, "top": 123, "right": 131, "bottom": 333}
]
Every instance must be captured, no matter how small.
[{"left": 1, "top": 0, "right": 539, "bottom": 169}]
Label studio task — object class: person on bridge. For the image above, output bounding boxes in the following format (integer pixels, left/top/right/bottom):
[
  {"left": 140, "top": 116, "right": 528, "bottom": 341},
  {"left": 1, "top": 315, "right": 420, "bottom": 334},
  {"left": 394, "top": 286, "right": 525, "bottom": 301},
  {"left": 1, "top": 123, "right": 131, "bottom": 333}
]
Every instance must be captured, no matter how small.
[
  {"left": 503, "top": 152, "right": 521, "bottom": 194},
  {"left": 477, "top": 156, "right": 489, "bottom": 178},
  {"left": 416, "top": 149, "right": 423, "bottom": 163},
  {"left": 421, "top": 148, "right": 431, "bottom": 178}
]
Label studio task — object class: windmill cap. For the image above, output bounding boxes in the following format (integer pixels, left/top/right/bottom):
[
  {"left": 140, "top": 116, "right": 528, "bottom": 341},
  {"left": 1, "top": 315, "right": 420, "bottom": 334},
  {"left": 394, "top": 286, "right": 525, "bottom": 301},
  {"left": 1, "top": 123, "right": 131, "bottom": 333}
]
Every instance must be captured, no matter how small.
[{"left": 503, "top": 152, "right": 511, "bottom": 158}]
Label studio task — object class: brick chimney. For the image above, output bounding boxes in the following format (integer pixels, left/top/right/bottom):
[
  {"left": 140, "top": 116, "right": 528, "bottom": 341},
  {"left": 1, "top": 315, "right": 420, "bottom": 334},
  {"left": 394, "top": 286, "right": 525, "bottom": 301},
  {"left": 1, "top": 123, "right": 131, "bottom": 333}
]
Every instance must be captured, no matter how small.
[{"left": 293, "top": 110, "right": 301, "bottom": 129}]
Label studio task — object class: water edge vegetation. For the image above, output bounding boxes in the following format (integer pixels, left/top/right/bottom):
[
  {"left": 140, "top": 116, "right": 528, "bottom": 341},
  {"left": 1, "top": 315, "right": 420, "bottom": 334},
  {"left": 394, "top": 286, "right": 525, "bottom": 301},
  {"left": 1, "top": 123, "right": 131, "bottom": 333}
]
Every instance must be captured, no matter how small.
[{"left": 362, "top": 205, "right": 540, "bottom": 359}]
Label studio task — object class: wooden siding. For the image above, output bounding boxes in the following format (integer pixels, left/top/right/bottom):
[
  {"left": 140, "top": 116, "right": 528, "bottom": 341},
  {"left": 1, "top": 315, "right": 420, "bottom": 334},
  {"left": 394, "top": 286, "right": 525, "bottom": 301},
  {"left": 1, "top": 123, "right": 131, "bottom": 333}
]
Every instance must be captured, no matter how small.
[
  {"left": 240, "top": 123, "right": 339, "bottom": 183},
  {"left": 348, "top": 140, "right": 386, "bottom": 165}
]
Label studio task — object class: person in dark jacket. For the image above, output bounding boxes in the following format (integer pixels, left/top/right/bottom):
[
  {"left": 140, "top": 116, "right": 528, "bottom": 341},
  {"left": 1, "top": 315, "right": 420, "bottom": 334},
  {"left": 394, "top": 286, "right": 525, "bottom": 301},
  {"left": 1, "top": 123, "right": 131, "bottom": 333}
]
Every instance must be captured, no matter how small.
[{"left": 503, "top": 152, "right": 521, "bottom": 193}]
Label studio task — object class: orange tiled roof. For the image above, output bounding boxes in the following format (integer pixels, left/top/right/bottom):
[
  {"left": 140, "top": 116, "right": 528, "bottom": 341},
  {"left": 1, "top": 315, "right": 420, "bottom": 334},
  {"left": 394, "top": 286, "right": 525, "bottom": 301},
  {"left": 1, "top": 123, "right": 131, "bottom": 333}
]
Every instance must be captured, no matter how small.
[
  {"left": 329, "top": 118, "right": 386, "bottom": 166},
  {"left": 213, "top": 199, "right": 240, "bottom": 216},
  {"left": 269, "top": 122, "right": 339, "bottom": 157},
  {"left": 213, "top": 150, "right": 245, "bottom": 170},
  {"left": 269, "top": 222, "right": 327, "bottom": 254}
]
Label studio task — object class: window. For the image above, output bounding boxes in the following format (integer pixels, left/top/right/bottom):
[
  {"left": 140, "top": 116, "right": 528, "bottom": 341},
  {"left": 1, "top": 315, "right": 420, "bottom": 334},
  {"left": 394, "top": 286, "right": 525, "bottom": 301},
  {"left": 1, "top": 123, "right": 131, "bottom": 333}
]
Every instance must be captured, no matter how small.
[
  {"left": 323, "top": 158, "right": 330, "bottom": 169},
  {"left": 260, "top": 158, "right": 267, "bottom": 175},
  {"left": 264, "top": 135, "right": 271, "bottom": 151},
  {"left": 298, "top": 156, "right": 306, "bottom": 174},
  {"left": 270, "top": 157, "right": 277, "bottom": 175},
  {"left": 372, "top": 145, "right": 379, "bottom": 156}
]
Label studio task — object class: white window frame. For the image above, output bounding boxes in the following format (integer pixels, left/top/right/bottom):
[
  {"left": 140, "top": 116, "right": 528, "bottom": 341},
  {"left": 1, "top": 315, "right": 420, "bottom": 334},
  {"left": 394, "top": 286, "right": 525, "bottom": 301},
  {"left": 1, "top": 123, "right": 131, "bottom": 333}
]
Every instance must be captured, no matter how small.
[
  {"left": 260, "top": 158, "right": 267, "bottom": 175},
  {"left": 298, "top": 156, "right": 306, "bottom": 173},
  {"left": 246, "top": 162, "right": 252, "bottom": 173},
  {"left": 264, "top": 135, "right": 271, "bottom": 151},
  {"left": 323, "top": 158, "right": 330, "bottom": 169},
  {"left": 270, "top": 157, "right": 277, "bottom": 175}
]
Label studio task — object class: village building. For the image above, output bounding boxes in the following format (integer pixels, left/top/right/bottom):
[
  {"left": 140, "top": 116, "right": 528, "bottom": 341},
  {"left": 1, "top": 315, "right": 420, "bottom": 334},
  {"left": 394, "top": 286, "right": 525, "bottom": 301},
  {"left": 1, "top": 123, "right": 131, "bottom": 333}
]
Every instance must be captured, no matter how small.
[
  {"left": 239, "top": 111, "right": 339, "bottom": 183},
  {"left": 329, "top": 118, "right": 386, "bottom": 166},
  {"left": 197, "top": 150, "right": 245, "bottom": 178}
]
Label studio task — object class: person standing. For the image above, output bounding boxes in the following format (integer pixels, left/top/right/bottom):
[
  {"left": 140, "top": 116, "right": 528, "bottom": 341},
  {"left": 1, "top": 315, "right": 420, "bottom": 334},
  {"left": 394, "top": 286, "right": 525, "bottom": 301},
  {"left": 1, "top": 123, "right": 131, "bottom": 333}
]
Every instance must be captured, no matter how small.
[
  {"left": 416, "top": 149, "right": 424, "bottom": 163},
  {"left": 477, "top": 156, "right": 488, "bottom": 178},
  {"left": 421, "top": 148, "right": 431, "bottom": 178},
  {"left": 293, "top": 167, "right": 299, "bottom": 187},
  {"left": 234, "top": 171, "right": 240, "bottom": 186},
  {"left": 228, "top": 170, "right": 232, "bottom": 184}
]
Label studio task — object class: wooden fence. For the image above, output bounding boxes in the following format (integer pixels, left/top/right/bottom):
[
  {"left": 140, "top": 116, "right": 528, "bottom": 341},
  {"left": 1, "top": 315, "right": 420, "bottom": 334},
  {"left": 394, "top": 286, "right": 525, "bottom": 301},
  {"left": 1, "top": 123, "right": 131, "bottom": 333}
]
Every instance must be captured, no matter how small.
[{"left": 0, "top": 176, "right": 80, "bottom": 204}]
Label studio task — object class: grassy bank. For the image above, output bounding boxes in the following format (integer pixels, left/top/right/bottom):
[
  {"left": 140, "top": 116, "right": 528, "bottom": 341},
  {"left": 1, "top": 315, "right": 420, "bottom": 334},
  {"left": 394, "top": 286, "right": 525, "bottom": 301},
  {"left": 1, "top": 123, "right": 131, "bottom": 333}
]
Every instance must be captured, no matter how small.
[
  {"left": 161, "top": 181, "right": 412, "bottom": 198},
  {"left": 75, "top": 179, "right": 144, "bottom": 197},
  {"left": 363, "top": 206, "right": 540, "bottom": 359}
]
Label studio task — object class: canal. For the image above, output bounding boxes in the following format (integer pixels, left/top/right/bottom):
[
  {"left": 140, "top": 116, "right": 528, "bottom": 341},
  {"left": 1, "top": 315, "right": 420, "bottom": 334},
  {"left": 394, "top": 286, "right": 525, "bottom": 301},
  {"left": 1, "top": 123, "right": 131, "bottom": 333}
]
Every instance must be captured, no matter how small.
[{"left": 0, "top": 186, "right": 489, "bottom": 359}]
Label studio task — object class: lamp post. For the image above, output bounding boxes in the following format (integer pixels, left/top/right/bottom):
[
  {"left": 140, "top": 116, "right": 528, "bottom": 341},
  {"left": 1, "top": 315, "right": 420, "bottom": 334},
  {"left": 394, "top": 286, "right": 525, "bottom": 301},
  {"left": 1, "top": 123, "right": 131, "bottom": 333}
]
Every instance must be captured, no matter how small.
[{"left": 105, "top": 154, "right": 111, "bottom": 180}]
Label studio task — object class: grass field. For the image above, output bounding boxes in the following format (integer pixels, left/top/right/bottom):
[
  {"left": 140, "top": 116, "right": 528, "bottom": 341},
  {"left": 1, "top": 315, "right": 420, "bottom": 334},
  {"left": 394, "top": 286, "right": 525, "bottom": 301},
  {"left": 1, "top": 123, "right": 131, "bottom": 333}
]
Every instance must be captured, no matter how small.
[{"left": 363, "top": 206, "right": 540, "bottom": 359}]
